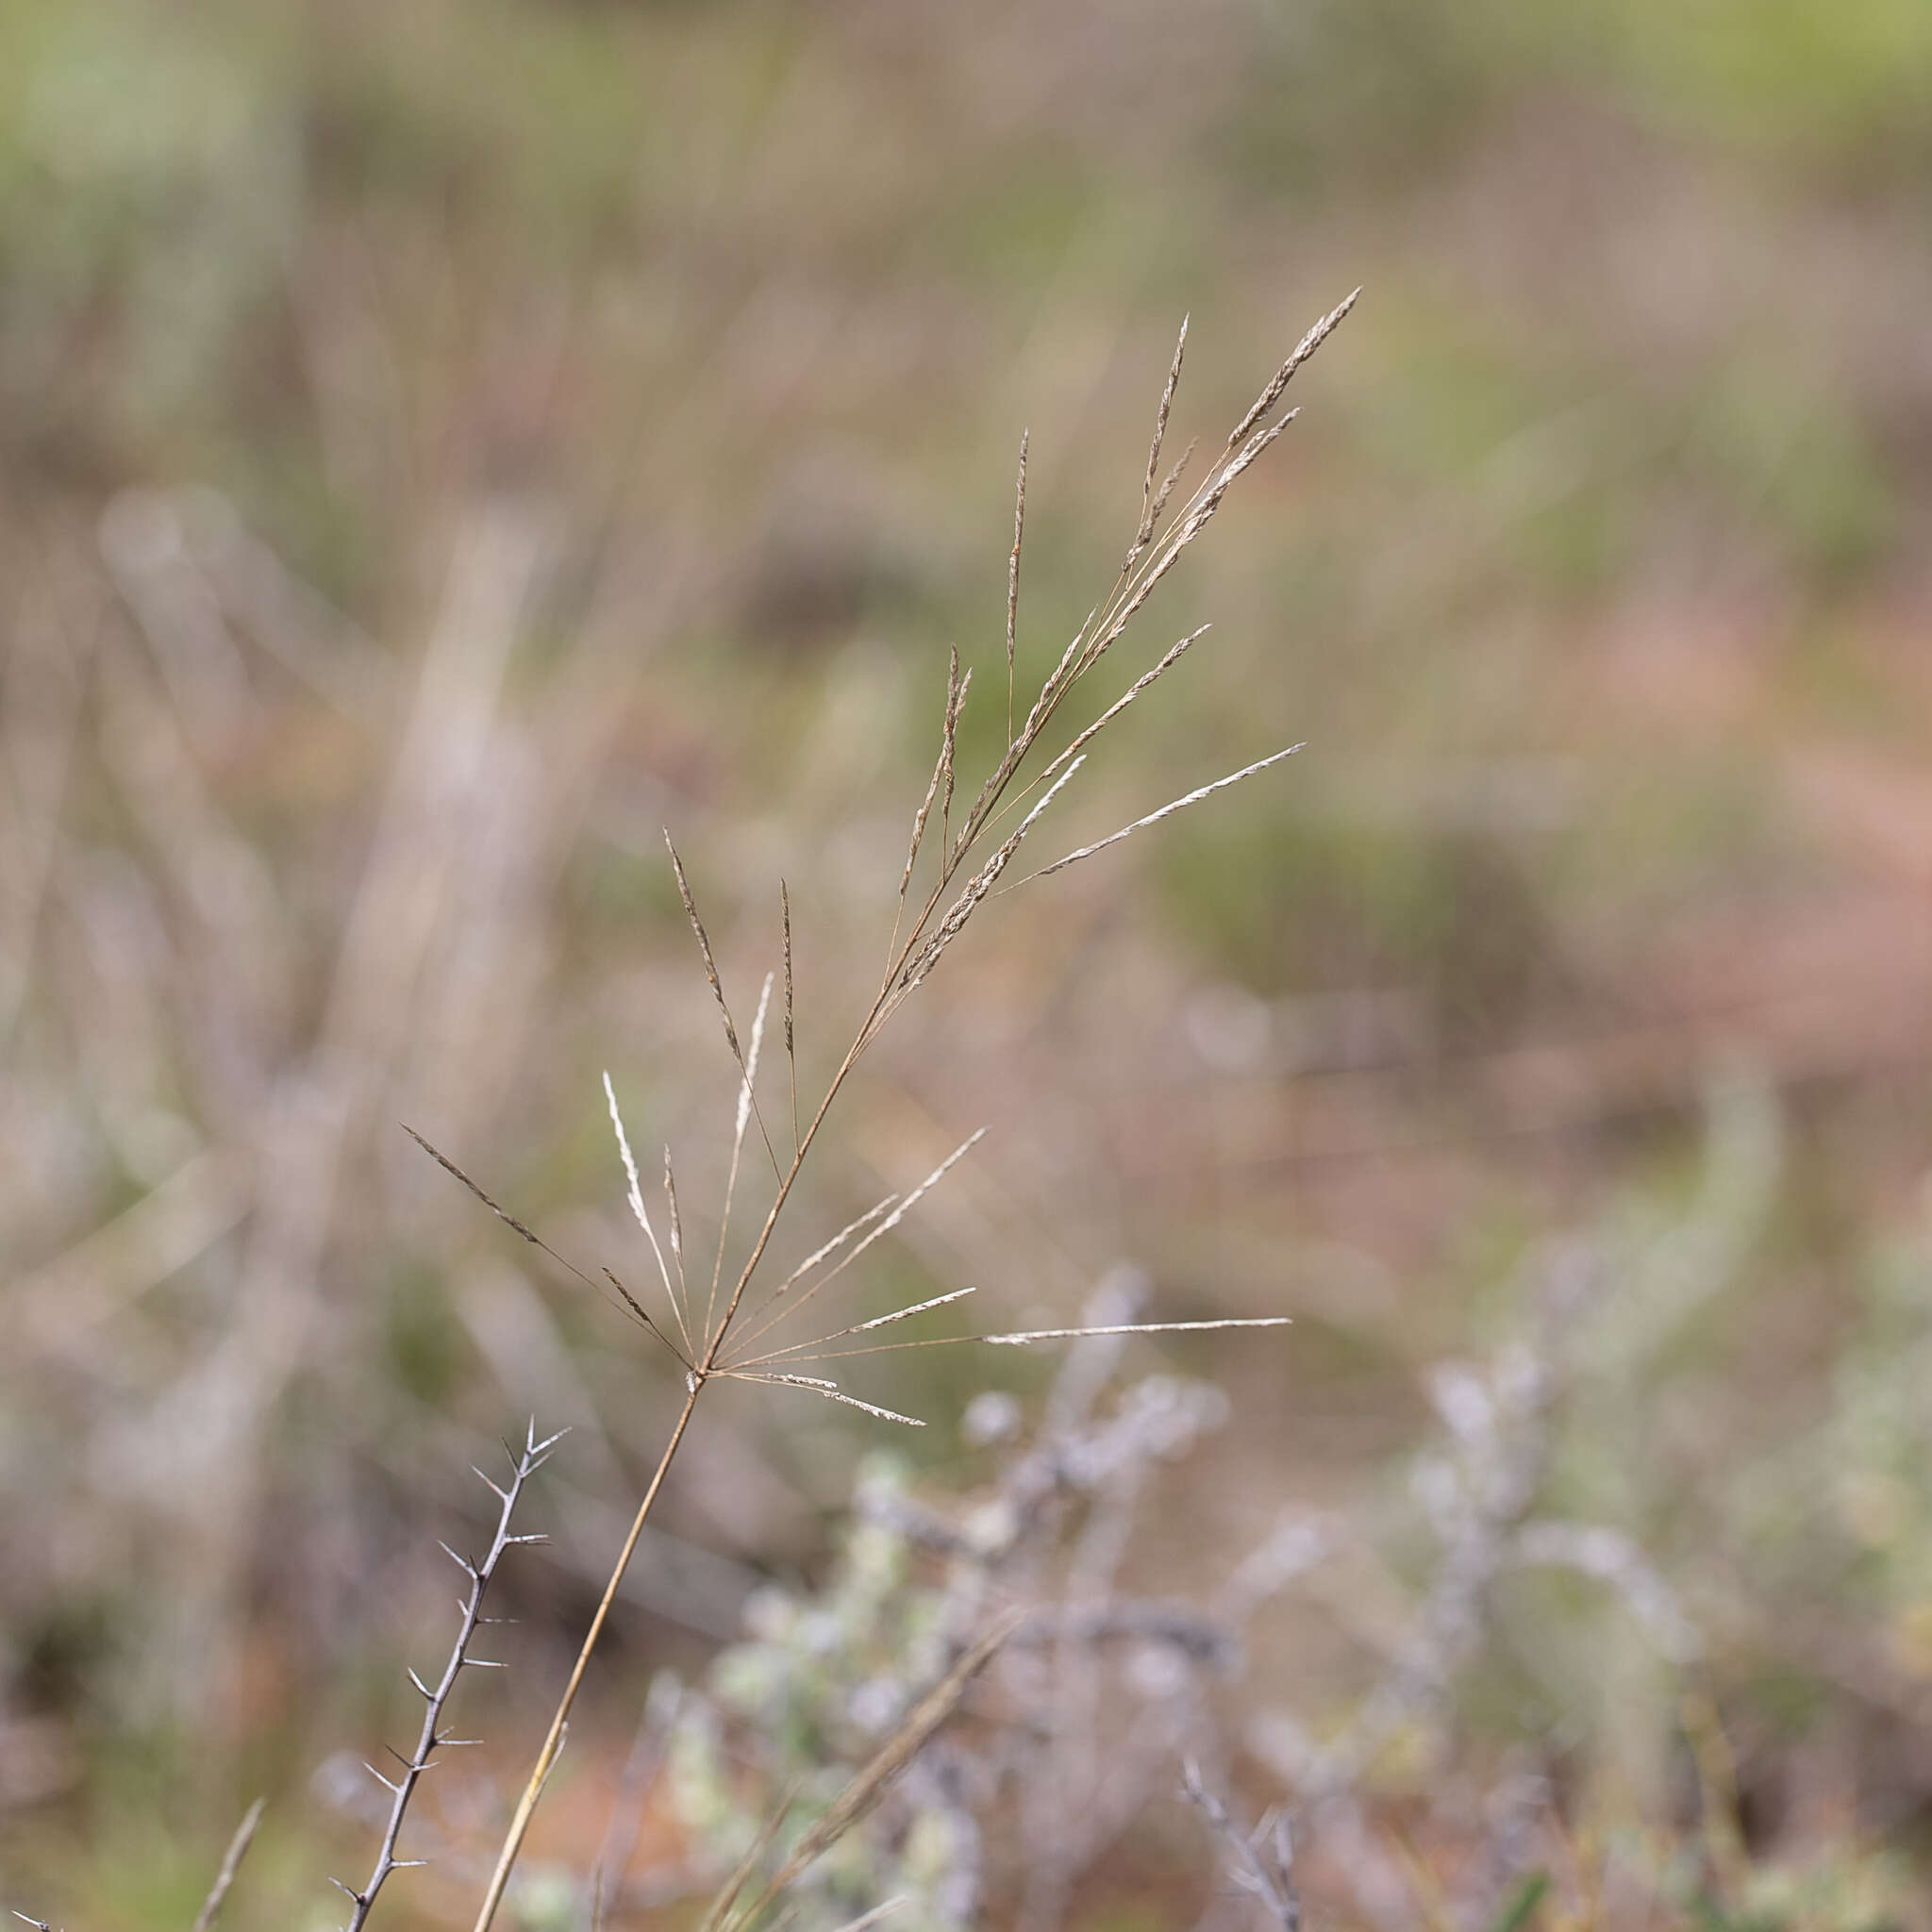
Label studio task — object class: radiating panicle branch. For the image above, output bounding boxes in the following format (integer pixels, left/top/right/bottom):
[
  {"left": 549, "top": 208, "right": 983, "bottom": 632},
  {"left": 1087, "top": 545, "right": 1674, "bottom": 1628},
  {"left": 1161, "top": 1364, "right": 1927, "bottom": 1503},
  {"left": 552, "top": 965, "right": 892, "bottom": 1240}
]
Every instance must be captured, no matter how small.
[
  {"left": 725, "top": 1130, "right": 988, "bottom": 1361},
  {"left": 734, "top": 1311, "right": 1291, "bottom": 1373},
  {"left": 601, "top": 1072, "right": 691, "bottom": 1359},
  {"left": 742, "top": 1283, "right": 982, "bottom": 1369},
  {"left": 773, "top": 1191, "right": 900, "bottom": 1298},
  {"left": 1013, "top": 744, "right": 1303, "bottom": 891},
  {"left": 897, "top": 757, "right": 1084, "bottom": 996},
  {"left": 1041, "top": 625, "right": 1211, "bottom": 784},
  {"left": 733, "top": 1371, "right": 928, "bottom": 1428}
]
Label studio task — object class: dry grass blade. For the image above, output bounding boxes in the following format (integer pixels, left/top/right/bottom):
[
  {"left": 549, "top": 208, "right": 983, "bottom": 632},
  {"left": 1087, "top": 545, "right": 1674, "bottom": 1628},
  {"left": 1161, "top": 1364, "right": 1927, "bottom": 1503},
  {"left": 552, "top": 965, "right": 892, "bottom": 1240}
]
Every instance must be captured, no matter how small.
[
  {"left": 666, "top": 831, "right": 741, "bottom": 1062},
  {"left": 1012, "top": 744, "right": 1303, "bottom": 890},
  {"left": 1008, "top": 428, "right": 1028, "bottom": 745},
  {"left": 191, "top": 1796, "right": 265, "bottom": 1932},
  {"left": 1226, "top": 287, "right": 1360, "bottom": 451},
  {"left": 727, "top": 1612, "right": 1024, "bottom": 1932},
  {"left": 694, "top": 1778, "right": 802, "bottom": 1932}
]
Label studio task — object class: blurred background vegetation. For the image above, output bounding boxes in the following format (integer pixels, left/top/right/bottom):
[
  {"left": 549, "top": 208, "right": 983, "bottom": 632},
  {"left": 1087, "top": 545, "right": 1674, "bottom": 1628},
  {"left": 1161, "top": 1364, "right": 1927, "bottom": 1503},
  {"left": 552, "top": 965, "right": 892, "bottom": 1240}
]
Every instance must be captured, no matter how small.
[{"left": 4, "top": 0, "right": 1932, "bottom": 1924}]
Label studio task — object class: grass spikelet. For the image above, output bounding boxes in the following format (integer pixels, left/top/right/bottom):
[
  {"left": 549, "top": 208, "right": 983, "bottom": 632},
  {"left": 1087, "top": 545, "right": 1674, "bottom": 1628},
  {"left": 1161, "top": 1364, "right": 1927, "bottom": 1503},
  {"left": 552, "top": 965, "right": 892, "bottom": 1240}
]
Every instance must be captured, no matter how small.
[
  {"left": 1041, "top": 624, "right": 1210, "bottom": 783},
  {"left": 897, "top": 756, "right": 1083, "bottom": 995},
  {"left": 728, "top": 1131, "right": 988, "bottom": 1357},
  {"left": 940, "top": 647, "right": 969, "bottom": 856},
  {"left": 1130, "top": 315, "right": 1189, "bottom": 567},
  {"left": 734, "top": 1373, "right": 927, "bottom": 1428},
  {"left": 665, "top": 831, "right": 740, "bottom": 1063},
  {"left": 1226, "top": 286, "right": 1359, "bottom": 451},
  {"left": 1014, "top": 743, "right": 1303, "bottom": 889}
]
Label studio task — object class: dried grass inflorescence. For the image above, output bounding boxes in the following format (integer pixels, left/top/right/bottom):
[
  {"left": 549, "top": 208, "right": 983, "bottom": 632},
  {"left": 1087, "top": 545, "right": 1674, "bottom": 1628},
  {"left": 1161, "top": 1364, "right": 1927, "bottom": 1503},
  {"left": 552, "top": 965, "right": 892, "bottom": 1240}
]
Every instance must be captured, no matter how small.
[{"left": 395, "top": 296, "right": 1357, "bottom": 1932}]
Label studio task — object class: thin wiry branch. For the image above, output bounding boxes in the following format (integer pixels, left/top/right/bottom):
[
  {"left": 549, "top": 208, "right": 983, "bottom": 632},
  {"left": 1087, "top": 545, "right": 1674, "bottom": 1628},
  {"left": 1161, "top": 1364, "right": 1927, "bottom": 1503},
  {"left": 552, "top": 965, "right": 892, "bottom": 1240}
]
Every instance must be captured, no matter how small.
[
  {"left": 1008, "top": 428, "right": 1028, "bottom": 746},
  {"left": 741, "top": 1284, "right": 980, "bottom": 1368},
  {"left": 192, "top": 1796, "right": 265, "bottom": 1932},
  {"left": 732, "top": 1313, "right": 1291, "bottom": 1373},
  {"left": 335, "top": 1421, "right": 565, "bottom": 1930},
  {"left": 402, "top": 1126, "right": 686, "bottom": 1369}
]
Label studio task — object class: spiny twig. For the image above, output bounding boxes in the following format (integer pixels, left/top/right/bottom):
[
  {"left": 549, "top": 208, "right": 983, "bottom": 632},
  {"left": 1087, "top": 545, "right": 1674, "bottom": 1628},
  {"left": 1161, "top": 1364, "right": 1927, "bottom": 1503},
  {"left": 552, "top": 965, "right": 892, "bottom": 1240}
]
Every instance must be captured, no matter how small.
[{"left": 331, "top": 1420, "right": 564, "bottom": 1931}]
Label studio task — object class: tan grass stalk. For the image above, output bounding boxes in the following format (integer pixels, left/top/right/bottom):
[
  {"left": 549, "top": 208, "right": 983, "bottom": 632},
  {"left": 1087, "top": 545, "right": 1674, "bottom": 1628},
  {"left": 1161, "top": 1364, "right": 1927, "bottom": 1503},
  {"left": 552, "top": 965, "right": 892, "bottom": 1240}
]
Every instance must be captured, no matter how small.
[{"left": 459, "top": 300, "right": 1354, "bottom": 1930}]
